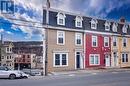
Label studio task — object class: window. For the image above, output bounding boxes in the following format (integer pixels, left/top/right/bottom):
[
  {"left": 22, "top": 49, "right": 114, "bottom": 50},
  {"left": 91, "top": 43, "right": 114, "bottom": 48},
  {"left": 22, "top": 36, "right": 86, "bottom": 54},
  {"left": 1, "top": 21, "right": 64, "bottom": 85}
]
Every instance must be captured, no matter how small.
[
  {"left": 54, "top": 53, "right": 68, "bottom": 67},
  {"left": 105, "top": 21, "right": 110, "bottom": 31},
  {"left": 112, "top": 23, "right": 118, "bottom": 32},
  {"left": 7, "top": 47, "right": 9, "bottom": 52},
  {"left": 57, "top": 31, "right": 65, "bottom": 45},
  {"left": 75, "top": 33, "right": 82, "bottom": 45},
  {"left": 7, "top": 56, "right": 9, "bottom": 59},
  {"left": 122, "top": 53, "right": 128, "bottom": 63},
  {"left": 123, "top": 37, "right": 127, "bottom": 47},
  {"left": 122, "top": 25, "right": 128, "bottom": 33},
  {"left": 91, "top": 19, "right": 97, "bottom": 29},
  {"left": 89, "top": 54, "right": 100, "bottom": 65},
  {"left": 92, "top": 36, "right": 98, "bottom": 47},
  {"left": 104, "top": 37, "right": 109, "bottom": 47},
  {"left": 10, "top": 56, "right": 11, "bottom": 59},
  {"left": 75, "top": 16, "right": 83, "bottom": 28},
  {"left": 57, "top": 13, "right": 66, "bottom": 25},
  {"left": 113, "top": 36, "right": 117, "bottom": 47}
]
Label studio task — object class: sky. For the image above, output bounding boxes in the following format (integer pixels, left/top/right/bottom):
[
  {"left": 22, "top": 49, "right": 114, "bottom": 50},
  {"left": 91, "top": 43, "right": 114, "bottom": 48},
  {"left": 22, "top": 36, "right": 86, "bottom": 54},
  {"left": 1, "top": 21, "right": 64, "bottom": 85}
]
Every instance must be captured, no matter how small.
[{"left": 0, "top": 0, "right": 130, "bottom": 41}]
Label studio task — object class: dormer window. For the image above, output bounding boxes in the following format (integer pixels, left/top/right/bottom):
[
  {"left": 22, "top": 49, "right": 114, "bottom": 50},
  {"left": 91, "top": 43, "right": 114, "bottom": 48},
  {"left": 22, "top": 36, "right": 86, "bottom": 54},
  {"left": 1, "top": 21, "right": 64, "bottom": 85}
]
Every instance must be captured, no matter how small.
[
  {"left": 112, "top": 23, "right": 118, "bottom": 32},
  {"left": 57, "top": 12, "right": 66, "bottom": 25},
  {"left": 105, "top": 21, "right": 111, "bottom": 31},
  {"left": 91, "top": 19, "right": 98, "bottom": 29},
  {"left": 122, "top": 24, "right": 128, "bottom": 33},
  {"left": 75, "top": 16, "right": 83, "bottom": 28}
]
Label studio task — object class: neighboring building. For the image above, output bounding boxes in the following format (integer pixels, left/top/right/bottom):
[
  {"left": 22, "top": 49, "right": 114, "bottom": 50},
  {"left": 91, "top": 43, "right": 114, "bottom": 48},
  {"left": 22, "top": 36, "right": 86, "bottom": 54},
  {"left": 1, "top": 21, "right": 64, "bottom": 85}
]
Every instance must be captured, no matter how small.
[
  {"left": 111, "top": 18, "right": 130, "bottom": 68},
  {"left": 12, "top": 41, "right": 43, "bottom": 69},
  {"left": 14, "top": 53, "right": 36, "bottom": 70},
  {"left": 43, "top": 7, "right": 130, "bottom": 72},
  {"left": 1, "top": 42, "right": 14, "bottom": 69}
]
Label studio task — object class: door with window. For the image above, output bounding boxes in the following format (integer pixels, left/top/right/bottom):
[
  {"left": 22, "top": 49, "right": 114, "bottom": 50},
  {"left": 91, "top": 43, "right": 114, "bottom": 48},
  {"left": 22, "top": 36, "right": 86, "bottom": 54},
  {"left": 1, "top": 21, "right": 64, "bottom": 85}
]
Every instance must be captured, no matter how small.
[
  {"left": 75, "top": 52, "right": 83, "bottom": 69},
  {"left": 105, "top": 55, "right": 110, "bottom": 67}
]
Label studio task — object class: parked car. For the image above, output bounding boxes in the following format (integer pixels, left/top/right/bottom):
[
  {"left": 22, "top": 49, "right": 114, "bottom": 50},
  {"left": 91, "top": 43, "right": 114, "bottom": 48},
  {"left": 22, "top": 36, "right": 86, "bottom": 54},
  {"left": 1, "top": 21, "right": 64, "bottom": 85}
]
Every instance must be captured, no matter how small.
[
  {"left": 20, "top": 71, "right": 29, "bottom": 78},
  {"left": 0, "top": 66, "right": 28, "bottom": 79}
]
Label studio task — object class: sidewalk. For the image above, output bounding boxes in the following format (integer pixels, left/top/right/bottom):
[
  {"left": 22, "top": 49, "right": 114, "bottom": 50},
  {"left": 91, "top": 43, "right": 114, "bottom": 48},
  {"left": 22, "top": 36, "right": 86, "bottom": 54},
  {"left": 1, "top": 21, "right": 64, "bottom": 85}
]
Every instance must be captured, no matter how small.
[
  {"left": 28, "top": 68, "right": 130, "bottom": 79},
  {"left": 51, "top": 68, "right": 130, "bottom": 76}
]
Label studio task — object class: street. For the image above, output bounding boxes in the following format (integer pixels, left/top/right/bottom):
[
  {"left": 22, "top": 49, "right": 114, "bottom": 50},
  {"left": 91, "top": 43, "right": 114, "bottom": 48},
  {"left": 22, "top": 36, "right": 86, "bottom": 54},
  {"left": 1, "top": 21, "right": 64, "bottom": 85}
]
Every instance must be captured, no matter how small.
[{"left": 0, "top": 71, "right": 130, "bottom": 86}]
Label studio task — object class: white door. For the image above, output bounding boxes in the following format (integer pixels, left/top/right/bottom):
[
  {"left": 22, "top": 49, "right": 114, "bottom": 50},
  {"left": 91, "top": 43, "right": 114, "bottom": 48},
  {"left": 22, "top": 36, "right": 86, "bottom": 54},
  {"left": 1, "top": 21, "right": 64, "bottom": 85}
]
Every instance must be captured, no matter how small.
[{"left": 105, "top": 55, "right": 110, "bottom": 67}]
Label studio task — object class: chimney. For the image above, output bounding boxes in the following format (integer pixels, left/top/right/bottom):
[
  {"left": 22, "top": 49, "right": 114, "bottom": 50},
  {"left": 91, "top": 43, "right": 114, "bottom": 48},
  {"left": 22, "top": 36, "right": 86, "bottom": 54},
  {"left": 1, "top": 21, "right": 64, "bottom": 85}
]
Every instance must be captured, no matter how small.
[{"left": 119, "top": 16, "right": 125, "bottom": 24}]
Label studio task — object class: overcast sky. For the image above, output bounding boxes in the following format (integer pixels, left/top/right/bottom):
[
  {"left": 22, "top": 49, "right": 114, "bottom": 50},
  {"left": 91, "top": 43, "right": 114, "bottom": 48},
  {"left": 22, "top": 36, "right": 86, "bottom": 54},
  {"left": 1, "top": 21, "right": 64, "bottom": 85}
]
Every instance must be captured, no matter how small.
[{"left": 0, "top": 0, "right": 130, "bottom": 41}]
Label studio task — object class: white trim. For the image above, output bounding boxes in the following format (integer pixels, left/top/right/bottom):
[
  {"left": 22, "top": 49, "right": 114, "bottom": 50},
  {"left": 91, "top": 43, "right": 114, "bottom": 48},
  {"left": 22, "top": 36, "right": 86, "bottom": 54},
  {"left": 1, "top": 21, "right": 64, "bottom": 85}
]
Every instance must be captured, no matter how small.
[
  {"left": 53, "top": 52, "right": 68, "bottom": 67},
  {"left": 57, "top": 31, "right": 65, "bottom": 45},
  {"left": 57, "top": 12, "right": 66, "bottom": 26},
  {"left": 104, "top": 37, "right": 109, "bottom": 47},
  {"left": 121, "top": 53, "right": 128, "bottom": 63},
  {"left": 75, "top": 33, "right": 82, "bottom": 46},
  {"left": 112, "top": 23, "right": 118, "bottom": 32},
  {"left": 92, "top": 36, "right": 98, "bottom": 47},
  {"left": 122, "top": 25, "right": 128, "bottom": 33},
  {"left": 91, "top": 19, "right": 98, "bottom": 30},
  {"left": 75, "top": 51, "right": 84, "bottom": 69},
  {"left": 75, "top": 16, "right": 83, "bottom": 28},
  {"left": 122, "top": 37, "right": 127, "bottom": 47},
  {"left": 83, "top": 33, "right": 86, "bottom": 69},
  {"left": 105, "top": 21, "right": 111, "bottom": 31},
  {"left": 113, "top": 36, "right": 117, "bottom": 47},
  {"left": 89, "top": 54, "right": 100, "bottom": 65}
]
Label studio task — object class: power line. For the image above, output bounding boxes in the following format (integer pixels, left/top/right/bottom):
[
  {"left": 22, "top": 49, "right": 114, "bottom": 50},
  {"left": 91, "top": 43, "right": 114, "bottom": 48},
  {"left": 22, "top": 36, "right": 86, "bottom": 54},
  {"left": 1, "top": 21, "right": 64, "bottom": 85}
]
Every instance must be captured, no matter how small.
[{"left": 0, "top": 21, "right": 44, "bottom": 28}]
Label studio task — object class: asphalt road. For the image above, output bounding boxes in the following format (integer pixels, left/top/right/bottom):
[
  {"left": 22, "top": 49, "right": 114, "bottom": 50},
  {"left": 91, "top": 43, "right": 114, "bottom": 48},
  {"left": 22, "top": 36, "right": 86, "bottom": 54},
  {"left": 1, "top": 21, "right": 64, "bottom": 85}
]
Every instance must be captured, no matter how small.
[{"left": 0, "top": 71, "right": 130, "bottom": 86}]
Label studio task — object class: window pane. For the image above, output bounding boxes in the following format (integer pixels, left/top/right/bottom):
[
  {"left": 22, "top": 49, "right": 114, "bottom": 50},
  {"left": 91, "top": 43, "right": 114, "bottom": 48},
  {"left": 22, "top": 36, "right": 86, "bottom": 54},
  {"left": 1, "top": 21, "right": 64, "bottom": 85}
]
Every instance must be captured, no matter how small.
[
  {"left": 58, "top": 38, "right": 63, "bottom": 43},
  {"left": 55, "top": 54, "right": 60, "bottom": 65},
  {"left": 122, "top": 54, "right": 125, "bottom": 62},
  {"left": 95, "top": 56, "right": 99, "bottom": 64},
  {"left": 59, "top": 19, "right": 63, "bottom": 24},
  {"left": 62, "top": 54, "right": 67, "bottom": 65},
  {"left": 90, "top": 56, "right": 94, "bottom": 64}
]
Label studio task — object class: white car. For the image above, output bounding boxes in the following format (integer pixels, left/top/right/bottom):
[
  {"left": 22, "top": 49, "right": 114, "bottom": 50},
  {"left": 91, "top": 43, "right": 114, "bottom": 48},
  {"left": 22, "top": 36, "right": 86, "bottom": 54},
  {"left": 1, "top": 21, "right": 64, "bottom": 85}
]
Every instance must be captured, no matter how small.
[
  {"left": 20, "top": 71, "right": 29, "bottom": 79},
  {"left": 0, "top": 66, "right": 22, "bottom": 79}
]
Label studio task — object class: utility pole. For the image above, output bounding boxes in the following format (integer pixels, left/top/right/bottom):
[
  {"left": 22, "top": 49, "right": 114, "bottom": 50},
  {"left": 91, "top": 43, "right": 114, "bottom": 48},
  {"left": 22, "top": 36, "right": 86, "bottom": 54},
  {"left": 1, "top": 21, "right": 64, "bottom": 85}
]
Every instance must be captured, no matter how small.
[
  {"left": 42, "top": 0, "right": 50, "bottom": 76},
  {"left": 0, "top": 34, "right": 3, "bottom": 66}
]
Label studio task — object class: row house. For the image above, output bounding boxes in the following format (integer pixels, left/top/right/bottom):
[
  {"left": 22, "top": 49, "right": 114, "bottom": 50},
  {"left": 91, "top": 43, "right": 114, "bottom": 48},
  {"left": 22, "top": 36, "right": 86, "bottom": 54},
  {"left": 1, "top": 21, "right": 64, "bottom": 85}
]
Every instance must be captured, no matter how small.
[
  {"left": 1, "top": 42, "right": 14, "bottom": 69},
  {"left": 43, "top": 8, "right": 130, "bottom": 72},
  {"left": 14, "top": 54, "right": 36, "bottom": 70}
]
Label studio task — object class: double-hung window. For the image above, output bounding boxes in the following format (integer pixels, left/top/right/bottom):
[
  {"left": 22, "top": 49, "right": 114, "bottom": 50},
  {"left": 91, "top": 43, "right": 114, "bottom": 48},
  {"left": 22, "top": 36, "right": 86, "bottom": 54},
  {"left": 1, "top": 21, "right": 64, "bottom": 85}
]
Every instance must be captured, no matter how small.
[
  {"left": 122, "top": 53, "right": 128, "bottom": 63},
  {"left": 92, "top": 36, "right": 98, "bottom": 47},
  {"left": 89, "top": 54, "right": 100, "bottom": 65},
  {"left": 113, "top": 36, "right": 117, "bottom": 47},
  {"left": 104, "top": 37, "right": 109, "bottom": 47},
  {"left": 123, "top": 37, "right": 127, "bottom": 47},
  {"left": 57, "top": 13, "right": 66, "bottom": 25},
  {"left": 75, "top": 16, "right": 83, "bottom": 28},
  {"left": 54, "top": 53, "right": 68, "bottom": 67},
  {"left": 75, "top": 33, "right": 82, "bottom": 45},
  {"left": 57, "top": 31, "right": 65, "bottom": 45}
]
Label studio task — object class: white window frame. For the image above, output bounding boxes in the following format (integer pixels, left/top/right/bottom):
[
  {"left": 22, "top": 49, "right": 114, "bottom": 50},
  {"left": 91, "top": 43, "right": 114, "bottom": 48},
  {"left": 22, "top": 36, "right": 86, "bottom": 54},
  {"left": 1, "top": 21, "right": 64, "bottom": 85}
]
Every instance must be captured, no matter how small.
[
  {"left": 91, "top": 19, "right": 98, "bottom": 29},
  {"left": 53, "top": 53, "right": 68, "bottom": 67},
  {"left": 57, "top": 12, "right": 66, "bottom": 25},
  {"left": 75, "top": 33, "right": 82, "bottom": 46},
  {"left": 89, "top": 54, "right": 100, "bottom": 65},
  {"left": 104, "top": 37, "right": 109, "bottom": 47},
  {"left": 122, "top": 53, "right": 128, "bottom": 63},
  {"left": 122, "top": 25, "right": 128, "bottom": 33},
  {"left": 92, "top": 36, "right": 98, "bottom": 47},
  {"left": 75, "top": 16, "right": 83, "bottom": 28},
  {"left": 105, "top": 21, "right": 110, "bottom": 31},
  {"left": 122, "top": 37, "right": 127, "bottom": 47},
  {"left": 113, "top": 36, "right": 117, "bottom": 47},
  {"left": 57, "top": 31, "right": 65, "bottom": 45},
  {"left": 112, "top": 23, "right": 118, "bottom": 32}
]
